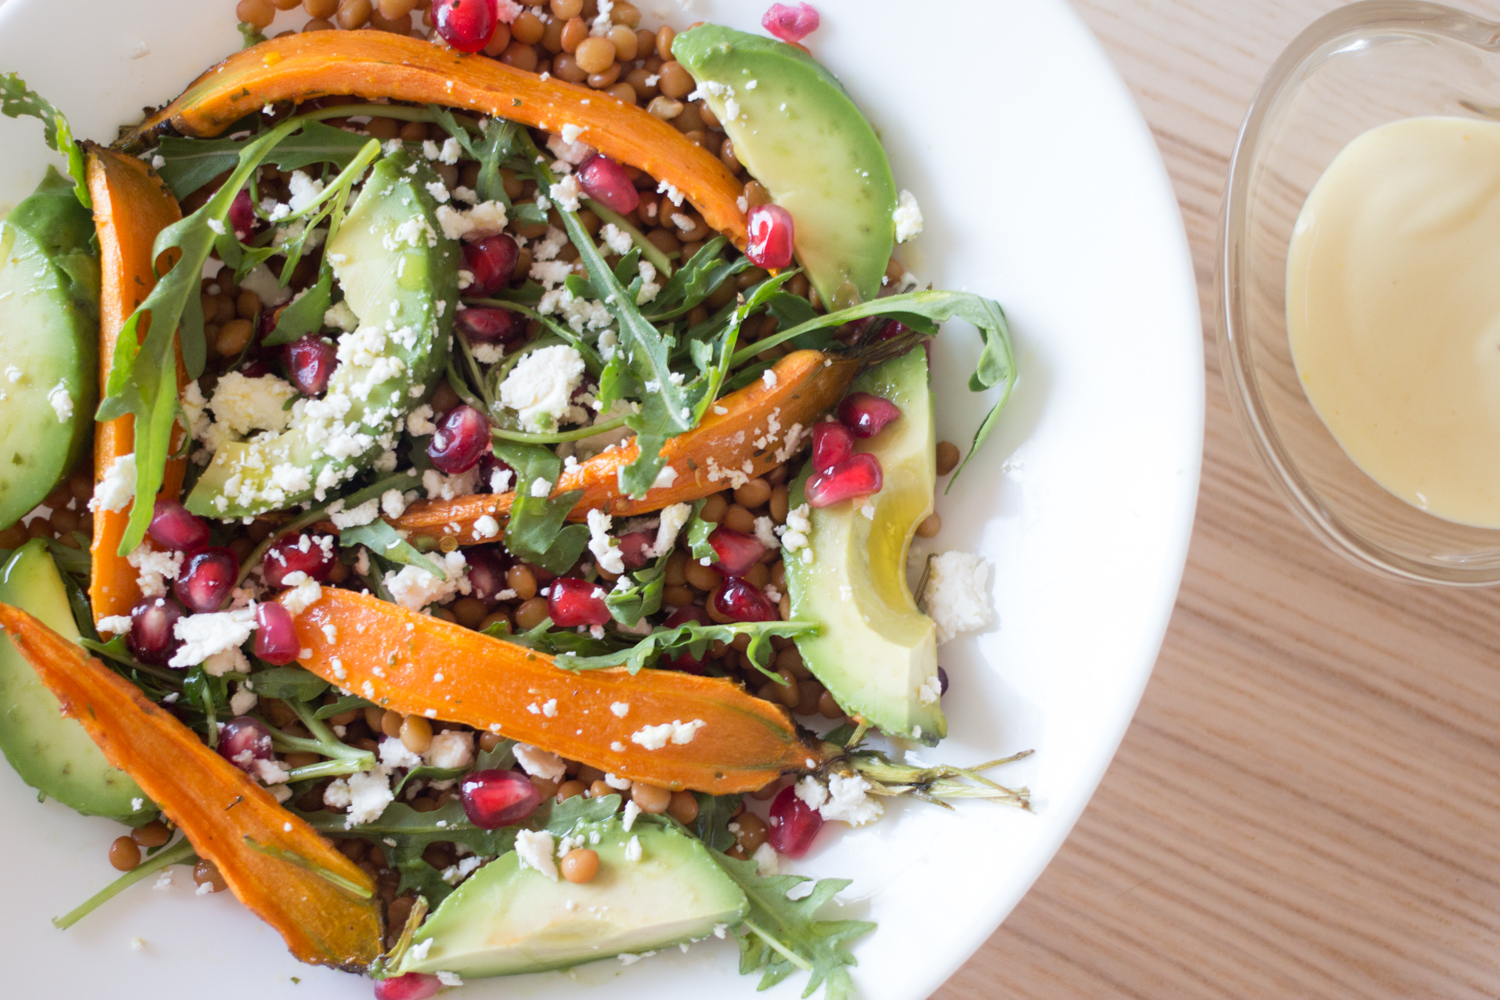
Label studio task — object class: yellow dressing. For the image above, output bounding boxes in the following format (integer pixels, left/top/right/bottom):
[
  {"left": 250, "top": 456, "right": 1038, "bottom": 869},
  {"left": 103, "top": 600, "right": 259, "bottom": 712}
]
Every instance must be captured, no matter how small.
[{"left": 1287, "top": 116, "right": 1500, "bottom": 528}]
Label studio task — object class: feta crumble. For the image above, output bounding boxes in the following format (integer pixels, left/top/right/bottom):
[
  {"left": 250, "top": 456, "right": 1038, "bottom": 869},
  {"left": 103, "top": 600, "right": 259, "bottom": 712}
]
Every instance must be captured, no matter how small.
[
  {"left": 893, "top": 189, "right": 924, "bottom": 243},
  {"left": 630, "top": 719, "right": 705, "bottom": 750},
  {"left": 514, "top": 743, "right": 567, "bottom": 781},
  {"left": 586, "top": 508, "right": 624, "bottom": 575},
  {"left": 498, "top": 345, "right": 587, "bottom": 431},
  {"left": 515, "top": 829, "right": 559, "bottom": 880},
  {"left": 918, "top": 551, "right": 995, "bottom": 644},
  {"left": 91, "top": 453, "right": 137, "bottom": 513},
  {"left": 820, "top": 773, "right": 883, "bottom": 826}
]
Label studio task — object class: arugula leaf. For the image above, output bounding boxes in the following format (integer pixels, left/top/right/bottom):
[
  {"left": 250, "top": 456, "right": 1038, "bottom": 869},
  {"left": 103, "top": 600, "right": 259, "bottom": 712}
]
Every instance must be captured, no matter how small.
[
  {"left": 713, "top": 851, "right": 875, "bottom": 1000},
  {"left": 183, "top": 667, "right": 231, "bottom": 745},
  {"left": 427, "top": 107, "right": 521, "bottom": 206},
  {"left": 555, "top": 620, "right": 816, "bottom": 677},
  {"left": 685, "top": 499, "right": 717, "bottom": 563},
  {"left": 339, "top": 520, "right": 447, "bottom": 579},
  {"left": 692, "top": 793, "right": 742, "bottom": 852},
  {"left": 246, "top": 666, "right": 329, "bottom": 703},
  {"left": 584, "top": 198, "right": 673, "bottom": 277},
  {"left": 603, "top": 553, "right": 669, "bottom": 626},
  {"left": 497, "top": 617, "right": 629, "bottom": 657},
  {"left": 0, "top": 74, "right": 89, "bottom": 206},
  {"left": 643, "top": 237, "right": 749, "bottom": 321},
  {"left": 314, "top": 693, "right": 375, "bottom": 720},
  {"left": 729, "top": 290, "right": 1017, "bottom": 486},
  {"left": 155, "top": 120, "right": 379, "bottom": 199},
  {"left": 263, "top": 264, "right": 333, "bottom": 346},
  {"left": 545, "top": 793, "right": 623, "bottom": 833},
  {"left": 491, "top": 441, "right": 589, "bottom": 574}
]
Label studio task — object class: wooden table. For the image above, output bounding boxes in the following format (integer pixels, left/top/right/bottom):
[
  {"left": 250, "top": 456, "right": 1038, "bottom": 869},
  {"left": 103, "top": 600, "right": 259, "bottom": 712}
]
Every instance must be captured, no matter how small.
[{"left": 933, "top": 2, "right": 1500, "bottom": 997}]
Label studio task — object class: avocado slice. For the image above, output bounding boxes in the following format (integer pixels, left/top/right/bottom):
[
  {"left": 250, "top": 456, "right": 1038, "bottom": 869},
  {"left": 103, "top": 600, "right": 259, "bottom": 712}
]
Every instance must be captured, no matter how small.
[
  {"left": 0, "top": 540, "right": 154, "bottom": 823},
  {"left": 186, "top": 150, "right": 458, "bottom": 518},
  {"left": 398, "top": 818, "right": 748, "bottom": 977},
  {"left": 673, "top": 24, "right": 898, "bottom": 310},
  {"left": 786, "top": 348, "right": 944, "bottom": 744},
  {"left": 0, "top": 168, "right": 99, "bottom": 530}
]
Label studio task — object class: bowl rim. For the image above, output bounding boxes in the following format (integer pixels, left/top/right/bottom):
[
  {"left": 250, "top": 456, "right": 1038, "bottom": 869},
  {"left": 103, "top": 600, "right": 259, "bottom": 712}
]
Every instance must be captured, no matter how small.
[{"left": 1217, "top": 0, "right": 1500, "bottom": 587}]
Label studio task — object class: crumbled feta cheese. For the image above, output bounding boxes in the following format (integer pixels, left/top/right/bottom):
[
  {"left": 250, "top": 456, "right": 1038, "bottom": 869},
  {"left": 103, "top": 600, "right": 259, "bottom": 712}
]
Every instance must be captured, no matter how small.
[
  {"left": 624, "top": 835, "right": 643, "bottom": 862},
  {"left": 209, "top": 371, "right": 299, "bottom": 437},
  {"left": 384, "top": 551, "right": 470, "bottom": 611},
  {"left": 238, "top": 264, "right": 294, "bottom": 307},
  {"left": 753, "top": 516, "right": 780, "bottom": 550},
  {"left": 422, "top": 466, "right": 479, "bottom": 501},
  {"left": 344, "top": 769, "right": 394, "bottom": 826},
  {"left": 657, "top": 179, "right": 684, "bottom": 206},
  {"left": 229, "top": 685, "right": 258, "bottom": 716},
  {"left": 324, "top": 300, "right": 359, "bottom": 332},
  {"left": 47, "top": 382, "right": 73, "bottom": 423},
  {"left": 168, "top": 606, "right": 257, "bottom": 669},
  {"left": 629, "top": 719, "right": 705, "bottom": 750},
  {"left": 381, "top": 488, "right": 411, "bottom": 519},
  {"left": 918, "top": 674, "right": 942, "bottom": 705},
  {"left": 752, "top": 841, "right": 779, "bottom": 875},
  {"left": 406, "top": 403, "right": 437, "bottom": 436},
  {"left": 330, "top": 497, "right": 380, "bottom": 529},
  {"left": 282, "top": 576, "right": 324, "bottom": 616},
  {"left": 893, "top": 189, "right": 924, "bottom": 243},
  {"left": 426, "top": 731, "right": 475, "bottom": 770},
  {"left": 610, "top": 701, "right": 630, "bottom": 718},
  {"left": 513, "top": 743, "right": 567, "bottom": 781},
  {"left": 91, "top": 453, "right": 137, "bottom": 513},
  {"left": 794, "top": 777, "right": 829, "bottom": 810},
  {"left": 515, "top": 829, "right": 559, "bottom": 880},
  {"left": 586, "top": 509, "right": 624, "bottom": 575},
  {"left": 546, "top": 131, "right": 595, "bottom": 165},
  {"left": 918, "top": 551, "right": 995, "bottom": 644},
  {"left": 819, "top": 773, "right": 883, "bottom": 826},
  {"left": 473, "top": 514, "right": 501, "bottom": 539},
  {"left": 622, "top": 799, "right": 642, "bottom": 831},
  {"left": 498, "top": 345, "right": 587, "bottom": 431},
  {"left": 435, "top": 200, "right": 509, "bottom": 241},
  {"left": 778, "top": 503, "right": 812, "bottom": 555},
  {"left": 548, "top": 173, "right": 583, "bottom": 212},
  {"left": 436, "top": 972, "right": 463, "bottom": 988},
  {"left": 530, "top": 477, "right": 553, "bottom": 498},
  {"left": 96, "top": 615, "right": 133, "bottom": 637},
  {"left": 647, "top": 502, "right": 691, "bottom": 557},
  {"left": 600, "top": 223, "right": 634, "bottom": 256}
]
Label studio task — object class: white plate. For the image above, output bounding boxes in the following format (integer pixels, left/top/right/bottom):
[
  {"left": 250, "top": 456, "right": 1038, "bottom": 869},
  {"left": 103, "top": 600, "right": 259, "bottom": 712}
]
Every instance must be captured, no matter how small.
[{"left": 0, "top": 1, "right": 1202, "bottom": 997}]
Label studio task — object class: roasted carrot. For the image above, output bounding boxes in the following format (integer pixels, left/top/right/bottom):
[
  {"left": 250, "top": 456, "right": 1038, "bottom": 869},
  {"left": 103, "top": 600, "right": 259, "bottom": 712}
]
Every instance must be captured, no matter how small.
[
  {"left": 390, "top": 349, "right": 860, "bottom": 546},
  {"left": 0, "top": 603, "right": 383, "bottom": 970},
  {"left": 119, "top": 31, "right": 748, "bottom": 249},
  {"left": 286, "top": 588, "right": 825, "bottom": 794},
  {"left": 84, "top": 145, "right": 188, "bottom": 624}
]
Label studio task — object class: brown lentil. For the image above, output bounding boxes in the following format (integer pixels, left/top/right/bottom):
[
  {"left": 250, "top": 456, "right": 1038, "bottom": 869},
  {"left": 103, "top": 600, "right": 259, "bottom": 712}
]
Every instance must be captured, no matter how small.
[
  {"left": 935, "top": 440, "right": 961, "bottom": 476},
  {"left": 131, "top": 820, "right": 172, "bottom": 848},
  {"left": 722, "top": 504, "right": 756, "bottom": 535},
  {"left": 587, "top": 779, "right": 615, "bottom": 800},
  {"left": 336, "top": 0, "right": 372, "bottom": 28},
  {"left": 271, "top": 0, "right": 302, "bottom": 10},
  {"left": 479, "top": 609, "right": 512, "bottom": 633},
  {"left": 304, "top": 0, "right": 338, "bottom": 16},
  {"left": 502, "top": 41, "right": 540, "bottom": 71},
  {"left": 630, "top": 782, "right": 672, "bottom": 814},
  {"left": 552, "top": 52, "right": 588, "bottom": 83},
  {"left": 769, "top": 484, "right": 790, "bottom": 523},
  {"left": 574, "top": 35, "right": 615, "bottom": 73},
  {"left": 482, "top": 22, "right": 512, "bottom": 56},
  {"left": 478, "top": 730, "right": 506, "bottom": 753},
  {"left": 399, "top": 714, "right": 433, "bottom": 754},
  {"left": 607, "top": 24, "right": 638, "bottom": 61},
  {"left": 68, "top": 470, "right": 93, "bottom": 501},
  {"left": 506, "top": 563, "right": 539, "bottom": 599},
  {"left": 587, "top": 63, "right": 622, "bottom": 89},
  {"left": 556, "top": 779, "right": 586, "bottom": 801},
  {"left": 743, "top": 180, "right": 772, "bottom": 208},
  {"left": 531, "top": 775, "right": 562, "bottom": 799},
  {"left": 605, "top": 82, "right": 637, "bottom": 104},
  {"left": 732, "top": 813, "right": 768, "bottom": 853},
  {"left": 817, "top": 690, "right": 846, "bottom": 720},
  {"left": 662, "top": 584, "right": 694, "bottom": 608},
  {"left": 657, "top": 60, "right": 694, "bottom": 99},
  {"left": 699, "top": 493, "right": 728, "bottom": 523},
  {"left": 109, "top": 836, "right": 142, "bottom": 871},
  {"left": 194, "top": 858, "right": 228, "bottom": 893},
  {"left": 511, "top": 10, "right": 545, "bottom": 43},
  {"left": 237, "top": 0, "right": 276, "bottom": 28},
  {"left": 915, "top": 513, "right": 942, "bottom": 538},
  {"left": 26, "top": 519, "right": 55, "bottom": 541},
  {"left": 0, "top": 524, "right": 27, "bottom": 549},
  {"left": 451, "top": 596, "right": 489, "bottom": 629},
  {"left": 684, "top": 558, "right": 720, "bottom": 593},
  {"left": 379, "top": 709, "right": 404, "bottom": 739},
  {"left": 549, "top": 0, "right": 582, "bottom": 17},
  {"left": 611, "top": 1, "right": 640, "bottom": 26},
  {"left": 647, "top": 96, "right": 683, "bottom": 121},
  {"left": 561, "top": 848, "right": 600, "bottom": 883},
  {"left": 666, "top": 790, "right": 700, "bottom": 825},
  {"left": 514, "top": 596, "right": 550, "bottom": 630},
  {"left": 654, "top": 24, "right": 676, "bottom": 59}
]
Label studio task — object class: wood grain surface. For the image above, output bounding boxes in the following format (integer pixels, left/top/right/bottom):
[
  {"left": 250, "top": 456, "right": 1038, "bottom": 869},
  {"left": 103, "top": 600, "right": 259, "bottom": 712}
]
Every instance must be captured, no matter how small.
[{"left": 932, "top": 2, "right": 1500, "bottom": 997}]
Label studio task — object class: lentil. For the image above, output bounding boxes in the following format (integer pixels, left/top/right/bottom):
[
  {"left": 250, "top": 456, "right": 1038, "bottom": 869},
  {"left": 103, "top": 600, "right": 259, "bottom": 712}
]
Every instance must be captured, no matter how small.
[
  {"left": 193, "top": 858, "right": 228, "bottom": 893},
  {"left": 131, "top": 820, "right": 172, "bottom": 848},
  {"left": 630, "top": 782, "right": 672, "bottom": 814},
  {"left": 109, "top": 836, "right": 142, "bottom": 871},
  {"left": 399, "top": 714, "right": 433, "bottom": 754},
  {"left": 935, "top": 440, "right": 961, "bottom": 476},
  {"left": 561, "top": 848, "right": 601, "bottom": 883}
]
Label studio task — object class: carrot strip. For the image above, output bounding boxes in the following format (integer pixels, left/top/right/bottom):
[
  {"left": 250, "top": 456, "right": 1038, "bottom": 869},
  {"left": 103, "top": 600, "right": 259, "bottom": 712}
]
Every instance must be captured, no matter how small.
[
  {"left": 390, "top": 349, "right": 859, "bottom": 545},
  {"left": 287, "top": 588, "right": 824, "bottom": 794},
  {"left": 120, "top": 30, "right": 747, "bottom": 249},
  {"left": 0, "top": 603, "right": 383, "bottom": 970},
  {"left": 84, "top": 145, "right": 188, "bottom": 624}
]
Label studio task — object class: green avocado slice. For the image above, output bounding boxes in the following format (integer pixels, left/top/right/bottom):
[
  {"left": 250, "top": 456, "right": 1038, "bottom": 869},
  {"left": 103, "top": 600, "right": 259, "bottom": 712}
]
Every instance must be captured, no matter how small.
[
  {"left": 785, "top": 348, "right": 945, "bottom": 744},
  {"left": 0, "top": 168, "right": 99, "bottom": 530},
  {"left": 398, "top": 817, "right": 748, "bottom": 978},
  {"left": 0, "top": 540, "right": 154, "bottom": 824},
  {"left": 673, "top": 24, "right": 898, "bottom": 310},
  {"left": 186, "top": 150, "right": 458, "bottom": 518}
]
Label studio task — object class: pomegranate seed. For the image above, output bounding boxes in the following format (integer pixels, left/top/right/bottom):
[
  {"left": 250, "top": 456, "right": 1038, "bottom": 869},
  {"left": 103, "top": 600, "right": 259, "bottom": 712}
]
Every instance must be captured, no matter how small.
[
  {"left": 148, "top": 501, "right": 211, "bottom": 553},
  {"left": 767, "top": 784, "right": 823, "bottom": 857},
  {"left": 228, "top": 188, "right": 256, "bottom": 239},
  {"left": 708, "top": 528, "right": 766, "bottom": 578},
  {"left": 838, "top": 392, "right": 901, "bottom": 438},
  {"left": 465, "top": 546, "right": 510, "bottom": 604},
  {"left": 239, "top": 358, "right": 271, "bottom": 379},
  {"left": 745, "top": 204, "right": 795, "bottom": 270},
  {"left": 255, "top": 603, "right": 300, "bottom": 665},
  {"left": 431, "top": 0, "right": 497, "bottom": 52},
  {"left": 429, "top": 404, "right": 492, "bottom": 475},
  {"left": 175, "top": 547, "right": 238, "bottom": 613},
  {"left": 285, "top": 335, "right": 338, "bottom": 396},
  {"left": 548, "top": 577, "right": 611, "bottom": 627},
  {"left": 263, "top": 534, "right": 336, "bottom": 589},
  {"left": 874, "top": 319, "right": 912, "bottom": 342},
  {"left": 661, "top": 605, "right": 708, "bottom": 672},
  {"left": 455, "top": 307, "right": 527, "bottom": 350},
  {"left": 462, "top": 234, "right": 519, "bottom": 296},
  {"left": 618, "top": 531, "right": 653, "bottom": 571},
  {"left": 712, "top": 579, "right": 778, "bottom": 623},
  {"left": 805, "top": 453, "right": 882, "bottom": 508},
  {"left": 373, "top": 973, "right": 441, "bottom": 1000},
  {"left": 460, "top": 769, "right": 541, "bottom": 829},
  {"left": 478, "top": 453, "right": 516, "bottom": 494},
  {"left": 810, "top": 422, "right": 854, "bottom": 474},
  {"left": 762, "top": 2, "right": 820, "bottom": 43},
  {"left": 576, "top": 154, "right": 640, "bottom": 214},
  {"left": 218, "top": 716, "right": 275, "bottom": 773},
  {"left": 938, "top": 666, "right": 949, "bottom": 695},
  {"left": 128, "top": 597, "right": 186, "bottom": 666}
]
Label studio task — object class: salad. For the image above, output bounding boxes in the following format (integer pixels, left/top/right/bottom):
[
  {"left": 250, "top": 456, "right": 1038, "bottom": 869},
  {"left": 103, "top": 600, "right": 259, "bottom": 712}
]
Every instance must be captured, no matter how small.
[{"left": 0, "top": 1, "right": 1023, "bottom": 997}]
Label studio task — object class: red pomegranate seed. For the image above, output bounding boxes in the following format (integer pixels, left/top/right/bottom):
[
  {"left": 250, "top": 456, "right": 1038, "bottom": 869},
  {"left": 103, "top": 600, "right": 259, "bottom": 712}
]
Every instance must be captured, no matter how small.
[
  {"left": 838, "top": 392, "right": 901, "bottom": 438},
  {"left": 708, "top": 528, "right": 767, "bottom": 578},
  {"left": 263, "top": 534, "right": 336, "bottom": 589},
  {"left": 373, "top": 973, "right": 442, "bottom": 1000},
  {"left": 810, "top": 421, "right": 854, "bottom": 474},
  {"left": 762, "top": 2, "right": 820, "bottom": 43},
  {"left": 148, "top": 501, "right": 211, "bottom": 554},
  {"left": 938, "top": 666, "right": 949, "bottom": 695},
  {"left": 465, "top": 546, "right": 510, "bottom": 604},
  {"left": 285, "top": 335, "right": 338, "bottom": 397},
  {"left": 455, "top": 306, "right": 527, "bottom": 350},
  {"left": 576, "top": 154, "right": 640, "bottom": 214},
  {"left": 712, "top": 579, "right": 778, "bottom": 623},
  {"left": 805, "top": 453, "right": 882, "bottom": 508},
  {"left": 618, "top": 531, "right": 653, "bottom": 571},
  {"left": 661, "top": 605, "right": 709, "bottom": 672},
  {"left": 431, "top": 0, "right": 498, "bottom": 52},
  {"left": 228, "top": 188, "right": 256, "bottom": 240},
  {"left": 548, "top": 577, "right": 611, "bottom": 627},
  {"left": 218, "top": 716, "right": 275, "bottom": 773},
  {"left": 874, "top": 319, "right": 912, "bottom": 342},
  {"left": 460, "top": 769, "right": 541, "bottom": 829},
  {"left": 745, "top": 204, "right": 795, "bottom": 270},
  {"left": 175, "top": 547, "right": 238, "bottom": 613},
  {"left": 128, "top": 597, "right": 186, "bottom": 666},
  {"left": 429, "top": 404, "right": 492, "bottom": 475},
  {"left": 239, "top": 359, "right": 271, "bottom": 379},
  {"left": 462, "top": 234, "right": 519, "bottom": 296},
  {"left": 767, "top": 784, "right": 824, "bottom": 857},
  {"left": 254, "top": 602, "right": 300, "bottom": 665}
]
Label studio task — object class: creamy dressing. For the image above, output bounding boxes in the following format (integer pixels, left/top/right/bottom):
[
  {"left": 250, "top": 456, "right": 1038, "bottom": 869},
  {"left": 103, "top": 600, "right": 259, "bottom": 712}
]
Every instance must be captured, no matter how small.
[{"left": 1287, "top": 116, "right": 1500, "bottom": 528}]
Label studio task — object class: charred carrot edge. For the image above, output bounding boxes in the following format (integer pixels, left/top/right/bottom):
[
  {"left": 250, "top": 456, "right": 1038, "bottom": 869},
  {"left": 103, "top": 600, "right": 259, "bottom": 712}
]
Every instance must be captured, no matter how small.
[
  {"left": 389, "top": 349, "right": 860, "bottom": 545},
  {"left": 120, "top": 30, "right": 748, "bottom": 249},
  {"left": 84, "top": 145, "right": 188, "bottom": 624},
  {"left": 287, "top": 588, "right": 825, "bottom": 794},
  {"left": 0, "top": 603, "right": 384, "bottom": 970}
]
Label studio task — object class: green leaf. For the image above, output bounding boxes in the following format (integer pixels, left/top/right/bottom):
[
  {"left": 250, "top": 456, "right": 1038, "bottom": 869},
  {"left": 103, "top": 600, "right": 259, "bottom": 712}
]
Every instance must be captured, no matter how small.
[
  {"left": 491, "top": 441, "right": 589, "bottom": 575},
  {"left": 692, "top": 793, "right": 742, "bottom": 852},
  {"left": 184, "top": 667, "right": 231, "bottom": 744},
  {"left": 555, "top": 620, "right": 816, "bottom": 677},
  {"left": 247, "top": 666, "right": 329, "bottom": 703},
  {"left": 0, "top": 74, "right": 89, "bottom": 207},
  {"left": 685, "top": 498, "right": 717, "bottom": 563},
  {"left": 642, "top": 237, "right": 749, "bottom": 321},
  {"left": 314, "top": 694, "right": 375, "bottom": 720},
  {"left": 603, "top": 551, "right": 670, "bottom": 626},
  {"left": 392, "top": 765, "right": 468, "bottom": 798},
  {"left": 497, "top": 617, "right": 630, "bottom": 658},
  {"left": 426, "top": 107, "right": 521, "bottom": 206},
  {"left": 155, "top": 120, "right": 378, "bottom": 199},
  {"left": 263, "top": 263, "right": 333, "bottom": 346},
  {"left": 339, "top": 520, "right": 448, "bottom": 579},
  {"left": 712, "top": 852, "right": 875, "bottom": 1000},
  {"left": 545, "top": 793, "right": 622, "bottom": 833}
]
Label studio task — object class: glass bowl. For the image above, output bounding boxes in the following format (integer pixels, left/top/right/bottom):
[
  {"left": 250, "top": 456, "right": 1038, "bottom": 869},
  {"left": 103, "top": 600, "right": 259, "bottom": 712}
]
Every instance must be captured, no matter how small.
[{"left": 1219, "top": 0, "right": 1500, "bottom": 585}]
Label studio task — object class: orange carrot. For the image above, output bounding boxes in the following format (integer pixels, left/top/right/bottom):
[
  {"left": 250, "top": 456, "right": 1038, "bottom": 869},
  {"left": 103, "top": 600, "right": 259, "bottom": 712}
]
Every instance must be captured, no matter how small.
[
  {"left": 84, "top": 145, "right": 188, "bottom": 624},
  {"left": 286, "top": 588, "right": 824, "bottom": 794},
  {"left": 0, "top": 603, "right": 383, "bottom": 970},
  {"left": 389, "top": 349, "right": 859, "bottom": 546},
  {"left": 120, "top": 31, "right": 748, "bottom": 249}
]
